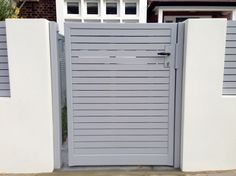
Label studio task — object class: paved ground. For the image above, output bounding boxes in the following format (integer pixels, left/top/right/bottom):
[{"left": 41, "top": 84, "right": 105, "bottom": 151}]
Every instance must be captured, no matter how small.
[
  {"left": 1, "top": 169, "right": 236, "bottom": 176},
  {"left": 2, "top": 144, "right": 236, "bottom": 175}
]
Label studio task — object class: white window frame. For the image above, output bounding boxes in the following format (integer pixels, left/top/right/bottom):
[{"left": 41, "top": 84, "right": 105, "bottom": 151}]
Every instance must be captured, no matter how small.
[
  {"left": 123, "top": 0, "right": 138, "bottom": 17},
  {"left": 155, "top": 6, "right": 236, "bottom": 23},
  {"left": 105, "top": 0, "right": 119, "bottom": 16},
  {"left": 85, "top": 0, "right": 100, "bottom": 16},
  {"left": 65, "top": 0, "right": 81, "bottom": 17}
]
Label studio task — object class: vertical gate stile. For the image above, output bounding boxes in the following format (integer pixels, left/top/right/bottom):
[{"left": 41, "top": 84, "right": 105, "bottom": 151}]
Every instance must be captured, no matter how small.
[{"left": 65, "top": 24, "right": 75, "bottom": 165}]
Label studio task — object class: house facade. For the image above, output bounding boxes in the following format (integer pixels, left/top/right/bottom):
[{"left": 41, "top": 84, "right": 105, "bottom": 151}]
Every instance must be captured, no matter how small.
[
  {"left": 19, "top": 0, "right": 56, "bottom": 21},
  {"left": 18, "top": 0, "right": 236, "bottom": 33},
  {"left": 56, "top": 0, "right": 147, "bottom": 33},
  {"left": 147, "top": 0, "right": 236, "bottom": 23}
]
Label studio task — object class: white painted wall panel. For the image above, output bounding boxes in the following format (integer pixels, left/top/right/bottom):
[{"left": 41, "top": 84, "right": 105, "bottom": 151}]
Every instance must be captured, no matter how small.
[
  {"left": 0, "top": 19, "right": 54, "bottom": 173},
  {"left": 181, "top": 19, "right": 236, "bottom": 171}
]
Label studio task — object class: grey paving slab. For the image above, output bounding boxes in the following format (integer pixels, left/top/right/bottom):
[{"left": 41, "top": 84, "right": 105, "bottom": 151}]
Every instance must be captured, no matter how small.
[{"left": 1, "top": 170, "right": 236, "bottom": 176}]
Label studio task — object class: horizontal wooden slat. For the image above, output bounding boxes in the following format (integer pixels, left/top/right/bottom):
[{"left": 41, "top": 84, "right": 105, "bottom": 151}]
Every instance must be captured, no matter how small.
[
  {"left": 72, "top": 83, "right": 169, "bottom": 91},
  {"left": 74, "top": 116, "right": 168, "bottom": 123},
  {"left": 0, "top": 36, "right": 6, "bottom": 41},
  {"left": 225, "top": 55, "right": 236, "bottom": 61},
  {"left": 223, "top": 75, "right": 236, "bottom": 81},
  {"left": 72, "top": 70, "right": 169, "bottom": 77},
  {"left": 226, "top": 34, "right": 236, "bottom": 41},
  {"left": 74, "top": 122, "right": 168, "bottom": 129},
  {"left": 74, "top": 147, "right": 168, "bottom": 154},
  {"left": 80, "top": 128, "right": 169, "bottom": 136},
  {"left": 0, "top": 70, "right": 9, "bottom": 76},
  {"left": 0, "top": 49, "right": 7, "bottom": 56},
  {"left": 72, "top": 97, "right": 169, "bottom": 104},
  {"left": 0, "top": 90, "right": 10, "bottom": 96},
  {"left": 74, "top": 135, "right": 168, "bottom": 142},
  {"left": 0, "top": 28, "right": 6, "bottom": 35},
  {"left": 70, "top": 29, "right": 171, "bottom": 36},
  {"left": 225, "top": 47, "right": 236, "bottom": 54},
  {"left": 73, "top": 110, "right": 169, "bottom": 116},
  {"left": 71, "top": 64, "right": 169, "bottom": 71},
  {"left": 0, "top": 83, "right": 10, "bottom": 89},
  {"left": 224, "top": 68, "right": 236, "bottom": 75},
  {"left": 74, "top": 141, "right": 168, "bottom": 148},
  {"left": 223, "top": 88, "right": 236, "bottom": 95},
  {"left": 72, "top": 50, "right": 164, "bottom": 57},
  {"left": 0, "top": 23, "right": 5, "bottom": 26},
  {"left": 0, "top": 76, "right": 9, "bottom": 83},
  {"left": 71, "top": 43, "right": 170, "bottom": 50},
  {"left": 66, "top": 22, "right": 176, "bottom": 29},
  {"left": 73, "top": 103, "right": 168, "bottom": 110},
  {"left": 72, "top": 84, "right": 169, "bottom": 91},
  {"left": 223, "top": 82, "right": 236, "bottom": 88},
  {"left": 71, "top": 58, "right": 166, "bottom": 65},
  {"left": 0, "top": 63, "right": 8, "bottom": 69},
  {"left": 0, "top": 42, "right": 7, "bottom": 49},
  {"left": 227, "top": 21, "right": 236, "bottom": 27},
  {"left": 72, "top": 77, "right": 169, "bottom": 84},
  {"left": 224, "top": 61, "right": 236, "bottom": 68},
  {"left": 226, "top": 40, "right": 236, "bottom": 48},
  {"left": 71, "top": 36, "right": 171, "bottom": 44},
  {"left": 227, "top": 27, "right": 236, "bottom": 34},
  {"left": 0, "top": 57, "right": 8, "bottom": 63},
  {"left": 72, "top": 90, "right": 169, "bottom": 97}
]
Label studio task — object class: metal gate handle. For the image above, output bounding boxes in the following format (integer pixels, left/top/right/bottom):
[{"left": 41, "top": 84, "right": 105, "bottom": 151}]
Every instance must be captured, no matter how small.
[{"left": 157, "top": 52, "right": 171, "bottom": 56}]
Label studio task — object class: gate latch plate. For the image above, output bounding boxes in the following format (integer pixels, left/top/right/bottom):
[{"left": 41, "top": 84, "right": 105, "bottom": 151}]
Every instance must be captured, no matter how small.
[{"left": 157, "top": 46, "right": 172, "bottom": 68}]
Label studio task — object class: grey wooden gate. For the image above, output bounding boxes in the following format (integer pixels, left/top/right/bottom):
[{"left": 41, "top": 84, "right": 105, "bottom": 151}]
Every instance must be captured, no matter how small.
[{"left": 65, "top": 23, "right": 178, "bottom": 166}]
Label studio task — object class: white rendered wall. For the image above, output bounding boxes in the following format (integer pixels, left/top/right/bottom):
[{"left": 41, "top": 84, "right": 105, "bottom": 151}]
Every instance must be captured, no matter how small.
[
  {"left": 0, "top": 19, "right": 54, "bottom": 173},
  {"left": 181, "top": 19, "right": 236, "bottom": 171}
]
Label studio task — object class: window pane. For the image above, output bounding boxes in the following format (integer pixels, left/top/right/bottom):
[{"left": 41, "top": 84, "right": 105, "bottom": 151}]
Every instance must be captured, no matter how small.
[
  {"left": 125, "top": 3, "right": 136, "bottom": 15},
  {"left": 67, "top": 2, "right": 79, "bottom": 14},
  {"left": 106, "top": 2, "right": 117, "bottom": 15},
  {"left": 87, "top": 2, "right": 98, "bottom": 14}
]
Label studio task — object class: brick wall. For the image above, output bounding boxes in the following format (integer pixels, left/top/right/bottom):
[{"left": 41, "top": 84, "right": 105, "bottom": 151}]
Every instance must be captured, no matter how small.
[{"left": 19, "top": 0, "right": 56, "bottom": 21}]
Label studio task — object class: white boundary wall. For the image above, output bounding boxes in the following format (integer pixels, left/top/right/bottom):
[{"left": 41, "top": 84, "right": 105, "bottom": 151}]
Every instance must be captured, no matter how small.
[
  {"left": 0, "top": 19, "right": 54, "bottom": 173},
  {"left": 181, "top": 19, "right": 236, "bottom": 171},
  {"left": 1, "top": 18, "right": 236, "bottom": 173}
]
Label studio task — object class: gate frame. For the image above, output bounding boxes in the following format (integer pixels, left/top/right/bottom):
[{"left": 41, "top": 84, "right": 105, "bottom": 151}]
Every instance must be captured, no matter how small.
[
  {"left": 173, "top": 22, "right": 184, "bottom": 168},
  {"left": 49, "top": 22, "right": 63, "bottom": 170},
  {"left": 62, "top": 22, "right": 185, "bottom": 169}
]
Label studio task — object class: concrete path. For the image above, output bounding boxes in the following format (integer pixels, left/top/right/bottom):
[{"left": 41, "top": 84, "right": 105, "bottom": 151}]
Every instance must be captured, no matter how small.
[{"left": 1, "top": 170, "right": 236, "bottom": 176}]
